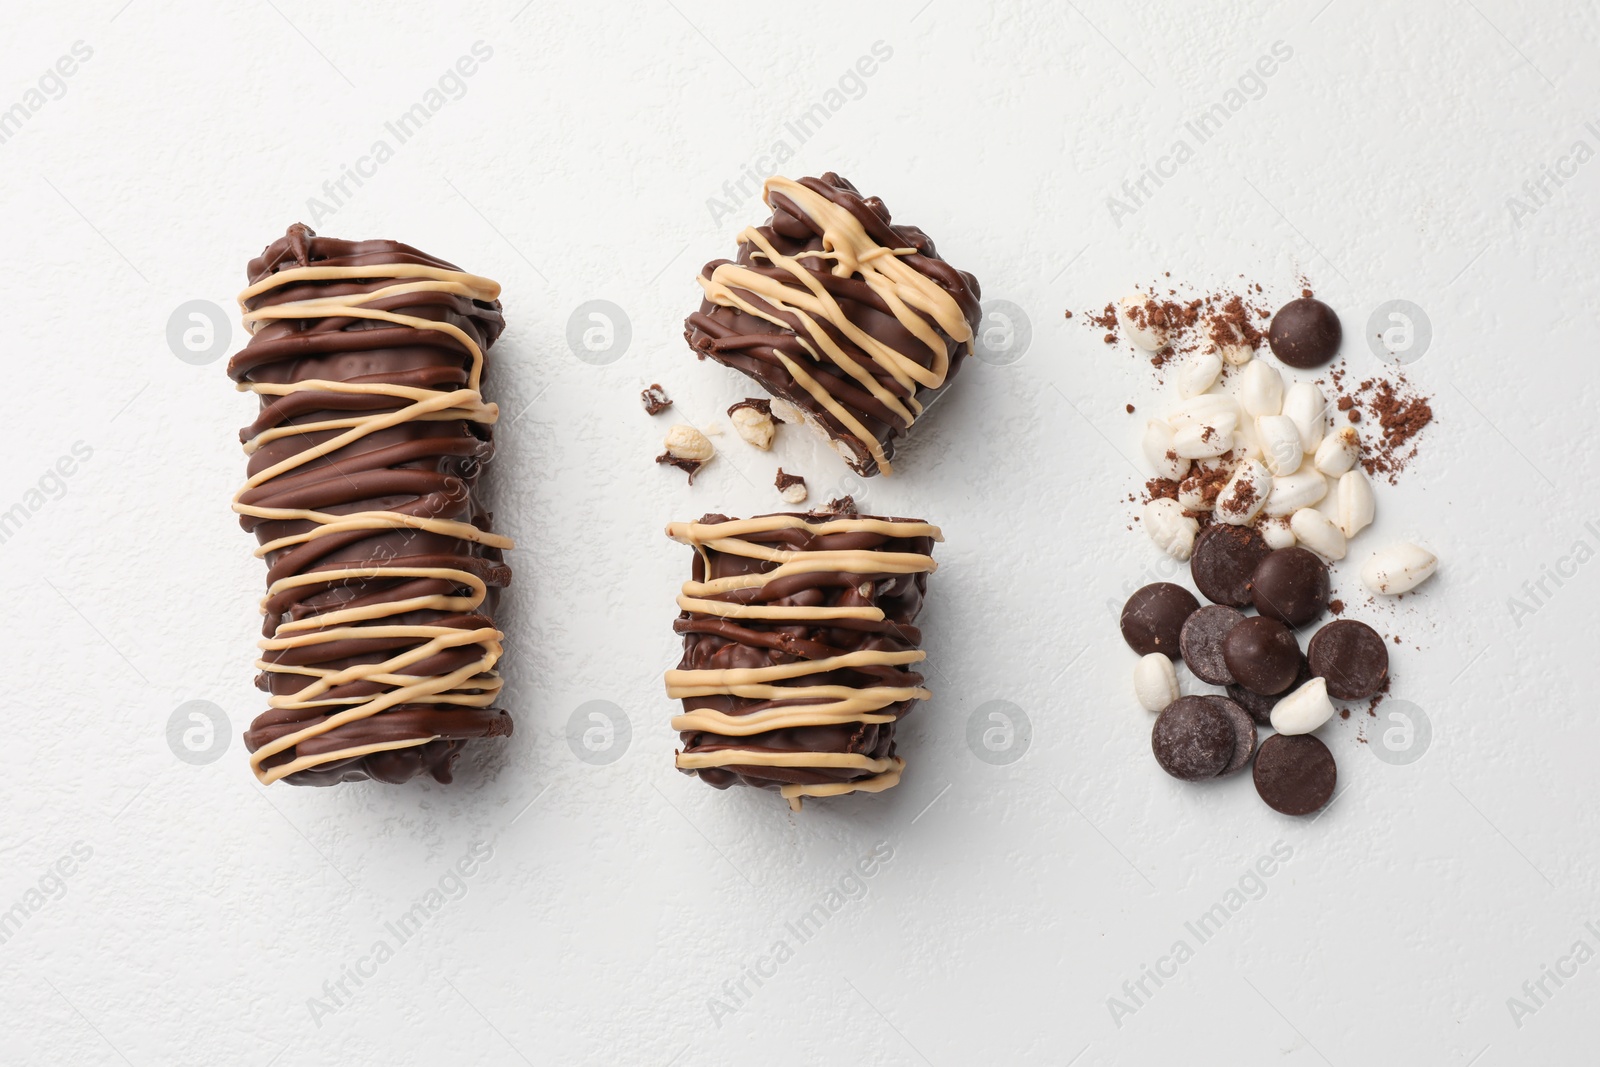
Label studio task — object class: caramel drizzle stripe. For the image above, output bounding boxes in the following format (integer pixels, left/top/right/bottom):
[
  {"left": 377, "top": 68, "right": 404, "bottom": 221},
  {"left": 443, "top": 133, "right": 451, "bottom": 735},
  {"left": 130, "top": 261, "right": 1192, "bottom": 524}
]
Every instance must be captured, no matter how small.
[
  {"left": 670, "top": 708, "right": 898, "bottom": 735},
  {"left": 666, "top": 515, "right": 937, "bottom": 804},
  {"left": 674, "top": 596, "right": 884, "bottom": 622},
  {"left": 676, "top": 751, "right": 897, "bottom": 773},
  {"left": 781, "top": 759, "right": 904, "bottom": 807},
  {"left": 666, "top": 516, "right": 941, "bottom": 544},
  {"left": 235, "top": 263, "right": 509, "bottom": 784}
]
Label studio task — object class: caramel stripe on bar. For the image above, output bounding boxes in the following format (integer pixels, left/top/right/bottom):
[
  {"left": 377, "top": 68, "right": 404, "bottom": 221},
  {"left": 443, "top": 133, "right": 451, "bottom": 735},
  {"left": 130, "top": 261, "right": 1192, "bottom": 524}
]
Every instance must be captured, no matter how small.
[
  {"left": 664, "top": 508, "right": 939, "bottom": 810},
  {"left": 684, "top": 172, "right": 982, "bottom": 478},
  {"left": 227, "top": 224, "right": 513, "bottom": 787}
]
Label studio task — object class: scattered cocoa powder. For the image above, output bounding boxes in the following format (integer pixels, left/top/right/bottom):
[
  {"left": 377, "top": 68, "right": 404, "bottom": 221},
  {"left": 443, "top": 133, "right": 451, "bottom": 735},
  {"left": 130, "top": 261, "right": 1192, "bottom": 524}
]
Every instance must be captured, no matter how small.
[
  {"left": 1145, "top": 478, "right": 1179, "bottom": 502},
  {"left": 1178, "top": 462, "right": 1230, "bottom": 512},
  {"left": 1077, "top": 283, "right": 1273, "bottom": 375},
  {"left": 1323, "top": 366, "right": 1435, "bottom": 484}
]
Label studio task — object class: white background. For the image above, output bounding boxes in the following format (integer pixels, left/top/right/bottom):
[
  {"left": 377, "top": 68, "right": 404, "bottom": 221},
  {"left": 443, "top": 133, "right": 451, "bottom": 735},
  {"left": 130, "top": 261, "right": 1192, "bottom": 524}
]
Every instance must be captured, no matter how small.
[{"left": 1, "top": 1, "right": 1596, "bottom": 1064}]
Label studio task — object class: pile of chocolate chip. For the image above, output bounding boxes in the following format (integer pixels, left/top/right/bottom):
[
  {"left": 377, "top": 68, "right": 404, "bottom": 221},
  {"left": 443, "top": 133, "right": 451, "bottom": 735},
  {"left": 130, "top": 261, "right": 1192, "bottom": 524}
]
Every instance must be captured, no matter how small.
[{"left": 1120, "top": 526, "right": 1391, "bottom": 816}]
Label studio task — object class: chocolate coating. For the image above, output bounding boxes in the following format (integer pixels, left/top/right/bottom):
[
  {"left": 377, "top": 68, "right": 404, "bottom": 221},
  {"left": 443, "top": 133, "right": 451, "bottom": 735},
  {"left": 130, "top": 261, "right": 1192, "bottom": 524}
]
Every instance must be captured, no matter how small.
[
  {"left": 1251, "top": 547, "right": 1330, "bottom": 628},
  {"left": 1268, "top": 297, "right": 1341, "bottom": 369},
  {"left": 685, "top": 173, "right": 982, "bottom": 477},
  {"left": 669, "top": 508, "right": 935, "bottom": 802},
  {"left": 1209, "top": 696, "right": 1259, "bottom": 777},
  {"left": 1191, "top": 523, "right": 1271, "bottom": 607},
  {"left": 1121, "top": 582, "right": 1201, "bottom": 658},
  {"left": 1222, "top": 616, "right": 1302, "bottom": 696},
  {"left": 1308, "top": 619, "right": 1389, "bottom": 699},
  {"left": 231, "top": 225, "right": 511, "bottom": 786},
  {"left": 1253, "top": 733, "right": 1337, "bottom": 816},
  {"left": 1152, "top": 696, "right": 1235, "bottom": 781},
  {"left": 1179, "top": 605, "right": 1245, "bottom": 686}
]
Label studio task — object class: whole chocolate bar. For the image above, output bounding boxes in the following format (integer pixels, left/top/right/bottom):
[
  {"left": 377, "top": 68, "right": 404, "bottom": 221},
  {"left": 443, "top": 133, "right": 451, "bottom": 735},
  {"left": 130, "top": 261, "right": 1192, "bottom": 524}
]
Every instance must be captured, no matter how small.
[
  {"left": 228, "top": 224, "right": 513, "bottom": 786},
  {"left": 664, "top": 504, "right": 940, "bottom": 810},
  {"left": 685, "top": 173, "right": 982, "bottom": 477}
]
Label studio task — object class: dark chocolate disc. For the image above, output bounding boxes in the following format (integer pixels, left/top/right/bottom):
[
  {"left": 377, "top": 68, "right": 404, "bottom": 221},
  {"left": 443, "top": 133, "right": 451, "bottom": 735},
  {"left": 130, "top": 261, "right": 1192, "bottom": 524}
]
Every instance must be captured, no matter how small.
[
  {"left": 1190, "top": 523, "right": 1271, "bottom": 608},
  {"left": 1251, "top": 547, "right": 1330, "bottom": 628},
  {"left": 1222, "top": 615, "right": 1302, "bottom": 696},
  {"left": 1268, "top": 297, "right": 1341, "bottom": 369},
  {"left": 1152, "top": 696, "right": 1236, "bottom": 781},
  {"left": 1179, "top": 604, "right": 1245, "bottom": 685},
  {"left": 1121, "top": 582, "right": 1201, "bottom": 659},
  {"left": 1228, "top": 655, "right": 1311, "bottom": 726},
  {"left": 1253, "top": 733, "right": 1337, "bottom": 816},
  {"left": 1208, "top": 696, "right": 1259, "bottom": 777},
  {"left": 1307, "top": 619, "right": 1389, "bottom": 700}
]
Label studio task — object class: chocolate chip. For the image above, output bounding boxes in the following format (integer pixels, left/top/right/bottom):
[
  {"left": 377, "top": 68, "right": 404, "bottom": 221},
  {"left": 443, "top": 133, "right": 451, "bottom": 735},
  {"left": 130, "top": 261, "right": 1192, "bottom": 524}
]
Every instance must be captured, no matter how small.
[
  {"left": 1253, "top": 733, "right": 1337, "bottom": 816},
  {"left": 1121, "top": 583, "right": 1200, "bottom": 658},
  {"left": 1308, "top": 619, "right": 1390, "bottom": 699},
  {"left": 1228, "top": 655, "right": 1310, "bottom": 725},
  {"left": 1251, "top": 547, "right": 1330, "bottom": 627},
  {"left": 1268, "top": 297, "right": 1341, "bottom": 369},
  {"left": 1190, "top": 523, "right": 1270, "bottom": 607},
  {"left": 1222, "top": 615, "right": 1302, "bottom": 696},
  {"left": 1152, "top": 696, "right": 1236, "bottom": 781},
  {"left": 1208, "top": 696, "right": 1258, "bottom": 777},
  {"left": 1179, "top": 604, "right": 1245, "bottom": 685}
]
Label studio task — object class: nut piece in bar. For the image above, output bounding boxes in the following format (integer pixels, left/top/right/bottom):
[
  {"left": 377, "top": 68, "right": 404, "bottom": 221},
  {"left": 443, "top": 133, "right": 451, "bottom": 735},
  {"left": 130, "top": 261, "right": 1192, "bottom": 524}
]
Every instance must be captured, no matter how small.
[
  {"left": 664, "top": 508, "right": 942, "bottom": 810},
  {"left": 685, "top": 173, "right": 982, "bottom": 477},
  {"left": 728, "top": 397, "right": 775, "bottom": 450},
  {"left": 228, "top": 224, "right": 513, "bottom": 787}
]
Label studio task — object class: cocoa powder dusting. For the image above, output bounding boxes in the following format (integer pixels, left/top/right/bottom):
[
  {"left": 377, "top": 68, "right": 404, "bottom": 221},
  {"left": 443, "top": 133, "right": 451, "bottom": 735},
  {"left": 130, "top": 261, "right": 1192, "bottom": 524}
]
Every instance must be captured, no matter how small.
[
  {"left": 1323, "top": 366, "right": 1435, "bottom": 484},
  {"left": 1077, "top": 284, "right": 1272, "bottom": 374}
]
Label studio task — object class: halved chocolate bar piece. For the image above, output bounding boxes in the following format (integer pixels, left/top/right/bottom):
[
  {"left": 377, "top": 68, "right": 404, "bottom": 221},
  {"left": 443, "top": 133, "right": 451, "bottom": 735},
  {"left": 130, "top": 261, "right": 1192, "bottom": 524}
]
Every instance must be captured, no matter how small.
[
  {"left": 685, "top": 173, "right": 981, "bottom": 477},
  {"left": 664, "top": 502, "right": 941, "bottom": 810}
]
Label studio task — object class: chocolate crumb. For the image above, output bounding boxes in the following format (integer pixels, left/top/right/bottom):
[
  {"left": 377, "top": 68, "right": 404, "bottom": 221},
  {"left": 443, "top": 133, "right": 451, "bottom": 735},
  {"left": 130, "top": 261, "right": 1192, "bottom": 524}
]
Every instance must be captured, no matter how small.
[
  {"left": 817, "top": 495, "right": 857, "bottom": 516},
  {"left": 774, "top": 469, "right": 807, "bottom": 503},
  {"left": 654, "top": 453, "right": 702, "bottom": 483},
  {"left": 1126, "top": 403, "right": 1135, "bottom": 414},
  {"left": 1329, "top": 599, "right": 1345, "bottom": 615},
  {"left": 641, "top": 383, "right": 673, "bottom": 416}
]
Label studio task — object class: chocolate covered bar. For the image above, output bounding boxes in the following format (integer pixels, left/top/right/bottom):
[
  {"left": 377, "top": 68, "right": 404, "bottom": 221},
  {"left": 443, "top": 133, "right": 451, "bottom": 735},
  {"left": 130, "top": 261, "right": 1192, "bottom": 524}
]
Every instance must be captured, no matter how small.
[
  {"left": 664, "top": 504, "right": 940, "bottom": 810},
  {"left": 685, "top": 173, "right": 982, "bottom": 477},
  {"left": 228, "top": 224, "right": 513, "bottom": 786}
]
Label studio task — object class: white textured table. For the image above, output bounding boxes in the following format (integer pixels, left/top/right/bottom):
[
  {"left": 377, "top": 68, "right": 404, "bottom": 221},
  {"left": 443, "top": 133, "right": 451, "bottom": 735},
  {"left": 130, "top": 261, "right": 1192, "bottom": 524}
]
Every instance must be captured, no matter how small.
[{"left": 2, "top": 2, "right": 1595, "bottom": 1063}]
